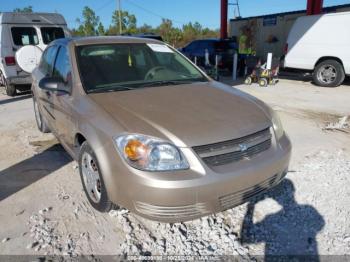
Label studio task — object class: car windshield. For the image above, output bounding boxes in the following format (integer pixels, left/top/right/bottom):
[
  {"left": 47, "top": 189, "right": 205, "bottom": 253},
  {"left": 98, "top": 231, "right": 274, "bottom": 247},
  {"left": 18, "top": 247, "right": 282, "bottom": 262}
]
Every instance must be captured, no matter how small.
[{"left": 76, "top": 43, "right": 208, "bottom": 93}]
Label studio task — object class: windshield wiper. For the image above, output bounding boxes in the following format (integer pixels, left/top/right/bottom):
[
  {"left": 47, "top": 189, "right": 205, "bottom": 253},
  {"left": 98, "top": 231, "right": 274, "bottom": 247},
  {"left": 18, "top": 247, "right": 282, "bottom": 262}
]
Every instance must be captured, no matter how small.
[
  {"left": 137, "top": 78, "right": 205, "bottom": 88},
  {"left": 88, "top": 85, "right": 135, "bottom": 94}
]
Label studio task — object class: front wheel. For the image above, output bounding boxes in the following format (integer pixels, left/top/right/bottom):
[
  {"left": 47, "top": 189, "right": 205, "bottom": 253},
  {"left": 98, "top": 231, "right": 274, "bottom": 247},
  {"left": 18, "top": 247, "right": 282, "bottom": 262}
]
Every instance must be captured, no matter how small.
[
  {"left": 244, "top": 76, "right": 253, "bottom": 85},
  {"left": 313, "top": 60, "right": 345, "bottom": 87},
  {"left": 79, "top": 142, "right": 115, "bottom": 212}
]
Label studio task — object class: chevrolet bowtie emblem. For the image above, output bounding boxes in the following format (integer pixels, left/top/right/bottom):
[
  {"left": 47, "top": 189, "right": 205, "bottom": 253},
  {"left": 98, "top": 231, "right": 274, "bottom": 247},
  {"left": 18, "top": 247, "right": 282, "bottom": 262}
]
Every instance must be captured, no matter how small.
[{"left": 239, "top": 144, "right": 248, "bottom": 152}]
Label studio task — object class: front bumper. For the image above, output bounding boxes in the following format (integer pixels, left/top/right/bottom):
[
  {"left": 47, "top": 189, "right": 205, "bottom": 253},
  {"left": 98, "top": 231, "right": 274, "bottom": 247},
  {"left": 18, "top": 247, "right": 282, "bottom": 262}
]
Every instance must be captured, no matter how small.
[{"left": 100, "top": 133, "right": 292, "bottom": 222}]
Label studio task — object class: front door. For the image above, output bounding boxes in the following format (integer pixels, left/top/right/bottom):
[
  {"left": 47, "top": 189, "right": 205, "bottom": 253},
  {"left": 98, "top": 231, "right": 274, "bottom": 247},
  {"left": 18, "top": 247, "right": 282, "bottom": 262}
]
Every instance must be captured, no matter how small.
[
  {"left": 35, "top": 45, "right": 59, "bottom": 128},
  {"left": 51, "top": 45, "right": 75, "bottom": 151}
]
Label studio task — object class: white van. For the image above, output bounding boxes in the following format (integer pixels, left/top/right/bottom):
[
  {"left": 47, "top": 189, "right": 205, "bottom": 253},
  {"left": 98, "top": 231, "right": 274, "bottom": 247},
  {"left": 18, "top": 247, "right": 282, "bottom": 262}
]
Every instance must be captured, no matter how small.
[
  {"left": 0, "top": 12, "right": 70, "bottom": 96},
  {"left": 284, "top": 12, "right": 350, "bottom": 87}
]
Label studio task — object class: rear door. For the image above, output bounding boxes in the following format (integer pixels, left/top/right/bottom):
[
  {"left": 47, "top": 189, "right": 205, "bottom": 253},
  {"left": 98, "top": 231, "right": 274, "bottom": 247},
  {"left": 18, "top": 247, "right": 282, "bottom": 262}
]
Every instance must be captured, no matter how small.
[{"left": 9, "top": 26, "right": 39, "bottom": 76}]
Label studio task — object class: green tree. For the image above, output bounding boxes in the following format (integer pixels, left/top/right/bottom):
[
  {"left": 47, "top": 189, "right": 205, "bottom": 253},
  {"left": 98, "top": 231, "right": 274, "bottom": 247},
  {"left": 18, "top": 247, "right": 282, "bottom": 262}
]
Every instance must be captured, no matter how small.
[
  {"left": 97, "top": 22, "right": 105, "bottom": 36},
  {"left": 13, "top": 6, "right": 33, "bottom": 13},
  {"left": 74, "top": 6, "right": 100, "bottom": 36},
  {"left": 70, "top": 6, "right": 219, "bottom": 48},
  {"left": 137, "top": 23, "right": 154, "bottom": 34},
  {"left": 156, "top": 19, "right": 173, "bottom": 42},
  {"left": 109, "top": 10, "right": 137, "bottom": 34}
]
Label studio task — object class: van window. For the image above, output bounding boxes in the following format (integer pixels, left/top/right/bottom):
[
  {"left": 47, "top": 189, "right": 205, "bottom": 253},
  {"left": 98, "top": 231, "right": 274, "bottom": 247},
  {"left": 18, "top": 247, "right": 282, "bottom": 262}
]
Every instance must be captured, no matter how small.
[
  {"left": 11, "top": 27, "right": 39, "bottom": 46},
  {"left": 39, "top": 45, "right": 59, "bottom": 76},
  {"left": 41, "top": 27, "right": 65, "bottom": 44}
]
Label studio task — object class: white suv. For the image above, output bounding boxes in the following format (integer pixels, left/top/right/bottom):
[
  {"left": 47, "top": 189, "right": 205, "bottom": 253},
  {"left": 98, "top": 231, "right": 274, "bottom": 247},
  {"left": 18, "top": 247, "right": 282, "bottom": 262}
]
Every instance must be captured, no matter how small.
[{"left": 0, "top": 12, "right": 70, "bottom": 96}]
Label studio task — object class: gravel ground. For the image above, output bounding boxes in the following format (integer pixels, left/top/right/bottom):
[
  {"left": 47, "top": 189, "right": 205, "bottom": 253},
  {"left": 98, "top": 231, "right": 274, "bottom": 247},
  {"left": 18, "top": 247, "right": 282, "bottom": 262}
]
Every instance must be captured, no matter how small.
[{"left": 0, "top": 81, "right": 350, "bottom": 258}]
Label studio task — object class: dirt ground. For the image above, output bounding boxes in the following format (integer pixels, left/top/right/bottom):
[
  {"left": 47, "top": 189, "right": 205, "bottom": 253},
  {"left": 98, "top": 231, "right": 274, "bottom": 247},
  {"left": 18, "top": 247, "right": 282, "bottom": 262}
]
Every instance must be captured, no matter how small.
[{"left": 0, "top": 79, "right": 349, "bottom": 259}]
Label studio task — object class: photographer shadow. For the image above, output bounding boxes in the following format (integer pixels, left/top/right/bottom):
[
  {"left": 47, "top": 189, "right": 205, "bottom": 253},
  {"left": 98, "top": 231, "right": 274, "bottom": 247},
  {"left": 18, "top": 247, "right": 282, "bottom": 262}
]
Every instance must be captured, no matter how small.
[{"left": 240, "top": 178, "right": 325, "bottom": 260}]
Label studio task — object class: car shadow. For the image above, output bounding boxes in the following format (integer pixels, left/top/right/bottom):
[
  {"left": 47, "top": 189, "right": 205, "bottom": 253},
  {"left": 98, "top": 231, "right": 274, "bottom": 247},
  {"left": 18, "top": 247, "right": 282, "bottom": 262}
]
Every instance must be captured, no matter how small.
[
  {"left": 0, "top": 144, "right": 72, "bottom": 202},
  {"left": 240, "top": 178, "right": 325, "bottom": 261},
  {"left": 0, "top": 94, "right": 32, "bottom": 106}
]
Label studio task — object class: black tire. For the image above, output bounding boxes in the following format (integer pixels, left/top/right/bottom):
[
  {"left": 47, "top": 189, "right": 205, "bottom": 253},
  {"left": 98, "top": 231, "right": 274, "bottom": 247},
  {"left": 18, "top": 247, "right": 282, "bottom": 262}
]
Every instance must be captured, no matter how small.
[
  {"left": 259, "top": 78, "right": 268, "bottom": 87},
  {"left": 33, "top": 97, "right": 50, "bottom": 133},
  {"left": 313, "top": 59, "right": 345, "bottom": 87},
  {"left": 244, "top": 76, "right": 252, "bottom": 85},
  {"left": 78, "top": 141, "right": 115, "bottom": 212},
  {"left": 0, "top": 71, "right": 16, "bottom": 96},
  {"left": 5, "top": 84, "right": 17, "bottom": 97}
]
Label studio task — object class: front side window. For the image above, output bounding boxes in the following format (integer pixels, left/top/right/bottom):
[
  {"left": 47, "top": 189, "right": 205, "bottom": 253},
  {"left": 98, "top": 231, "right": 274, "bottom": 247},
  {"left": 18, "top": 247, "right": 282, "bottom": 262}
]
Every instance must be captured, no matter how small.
[
  {"left": 11, "top": 27, "right": 39, "bottom": 46},
  {"left": 53, "top": 46, "right": 71, "bottom": 85},
  {"left": 39, "top": 45, "right": 59, "bottom": 76},
  {"left": 41, "top": 27, "right": 65, "bottom": 44},
  {"left": 76, "top": 43, "right": 207, "bottom": 93}
]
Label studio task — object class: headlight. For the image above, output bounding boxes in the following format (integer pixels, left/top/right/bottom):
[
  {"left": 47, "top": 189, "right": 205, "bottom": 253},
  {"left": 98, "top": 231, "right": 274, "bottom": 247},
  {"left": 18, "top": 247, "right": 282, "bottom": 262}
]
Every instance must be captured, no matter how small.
[
  {"left": 271, "top": 110, "right": 284, "bottom": 140},
  {"left": 115, "top": 134, "right": 189, "bottom": 171}
]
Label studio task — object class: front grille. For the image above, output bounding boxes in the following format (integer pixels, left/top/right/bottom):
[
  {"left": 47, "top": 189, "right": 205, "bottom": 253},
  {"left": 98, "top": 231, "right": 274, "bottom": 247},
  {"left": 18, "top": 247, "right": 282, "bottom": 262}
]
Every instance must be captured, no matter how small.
[
  {"left": 134, "top": 201, "right": 209, "bottom": 219},
  {"left": 219, "top": 174, "right": 279, "bottom": 210},
  {"left": 193, "top": 127, "right": 272, "bottom": 166}
]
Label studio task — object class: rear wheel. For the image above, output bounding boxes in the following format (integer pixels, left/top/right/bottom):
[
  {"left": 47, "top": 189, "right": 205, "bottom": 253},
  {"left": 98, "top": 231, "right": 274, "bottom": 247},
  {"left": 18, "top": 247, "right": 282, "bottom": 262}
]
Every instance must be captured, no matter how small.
[
  {"left": 0, "top": 71, "right": 16, "bottom": 96},
  {"left": 259, "top": 78, "right": 268, "bottom": 87},
  {"left": 313, "top": 59, "right": 345, "bottom": 87},
  {"left": 79, "top": 141, "right": 115, "bottom": 212},
  {"left": 33, "top": 97, "right": 50, "bottom": 133}
]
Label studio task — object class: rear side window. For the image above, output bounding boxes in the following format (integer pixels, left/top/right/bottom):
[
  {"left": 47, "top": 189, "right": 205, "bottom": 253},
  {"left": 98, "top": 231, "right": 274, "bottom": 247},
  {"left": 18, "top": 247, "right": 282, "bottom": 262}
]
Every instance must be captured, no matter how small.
[
  {"left": 40, "top": 27, "right": 65, "bottom": 44},
  {"left": 39, "top": 45, "right": 58, "bottom": 76},
  {"left": 11, "top": 27, "right": 39, "bottom": 46}
]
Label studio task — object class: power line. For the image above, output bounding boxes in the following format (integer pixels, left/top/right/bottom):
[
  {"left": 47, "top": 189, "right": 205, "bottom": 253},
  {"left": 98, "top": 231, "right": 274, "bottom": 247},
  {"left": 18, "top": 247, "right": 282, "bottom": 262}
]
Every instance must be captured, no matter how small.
[
  {"left": 123, "top": 0, "right": 187, "bottom": 25},
  {"left": 95, "top": 0, "right": 115, "bottom": 13}
]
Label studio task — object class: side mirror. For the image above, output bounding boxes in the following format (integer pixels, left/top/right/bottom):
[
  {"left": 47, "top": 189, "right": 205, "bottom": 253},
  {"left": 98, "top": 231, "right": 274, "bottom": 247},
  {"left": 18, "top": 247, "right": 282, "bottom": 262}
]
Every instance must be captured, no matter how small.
[{"left": 38, "top": 76, "right": 69, "bottom": 93}]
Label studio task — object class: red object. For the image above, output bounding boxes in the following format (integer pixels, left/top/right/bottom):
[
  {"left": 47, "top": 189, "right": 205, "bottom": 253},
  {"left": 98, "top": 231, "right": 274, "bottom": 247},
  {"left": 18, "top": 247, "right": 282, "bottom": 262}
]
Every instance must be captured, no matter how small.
[
  {"left": 220, "top": 0, "right": 228, "bottom": 39},
  {"left": 5, "top": 56, "right": 16, "bottom": 66},
  {"left": 307, "top": 0, "right": 323, "bottom": 15}
]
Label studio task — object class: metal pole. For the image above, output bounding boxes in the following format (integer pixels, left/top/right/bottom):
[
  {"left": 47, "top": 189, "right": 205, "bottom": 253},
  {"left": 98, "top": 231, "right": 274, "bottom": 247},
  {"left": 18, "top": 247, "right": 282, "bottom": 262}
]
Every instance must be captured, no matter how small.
[
  {"left": 205, "top": 49, "right": 210, "bottom": 66},
  {"left": 220, "top": 0, "right": 228, "bottom": 39},
  {"left": 307, "top": 0, "right": 323, "bottom": 15},
  {"left": 267, "top": 53, "right": 273, "bottom": 70},
  {"left": 313, "top": 0, "right": 323, "bottom": 14},
  {"left": 236, "top": 0, "right": 241, "bottom": 17},
  {"left": 118, "top": 0, "right": 123, "bottom": 35},
  {"left": 232, "top": 52, "right": 238, "bottom": 80},
  {"left": 215, "top": 55, "right": 219, "bottom": 80}
]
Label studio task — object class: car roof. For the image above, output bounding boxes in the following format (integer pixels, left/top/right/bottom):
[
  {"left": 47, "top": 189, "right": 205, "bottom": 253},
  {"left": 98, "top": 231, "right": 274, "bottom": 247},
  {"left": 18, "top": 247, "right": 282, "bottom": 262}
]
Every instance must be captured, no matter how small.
[
  {"left": 51, "top": 36, "right": 163, "bottom": 47},
  {"left": 0, "top": 12, "right": 67, "bottom": 25}
]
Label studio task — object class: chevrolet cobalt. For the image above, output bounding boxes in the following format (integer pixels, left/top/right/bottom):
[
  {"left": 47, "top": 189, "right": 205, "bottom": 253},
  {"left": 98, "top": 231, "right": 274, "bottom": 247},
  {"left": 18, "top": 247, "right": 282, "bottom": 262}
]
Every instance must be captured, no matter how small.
[{"left": 31, "top": 37, "right": 291, "bottom": 222}]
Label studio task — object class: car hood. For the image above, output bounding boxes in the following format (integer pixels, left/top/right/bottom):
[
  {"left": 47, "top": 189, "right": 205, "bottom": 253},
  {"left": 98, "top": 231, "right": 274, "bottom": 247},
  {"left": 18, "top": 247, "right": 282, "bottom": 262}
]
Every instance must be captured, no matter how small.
[{"left": 89, "top": 81, "right": 272, "bottom": 147}]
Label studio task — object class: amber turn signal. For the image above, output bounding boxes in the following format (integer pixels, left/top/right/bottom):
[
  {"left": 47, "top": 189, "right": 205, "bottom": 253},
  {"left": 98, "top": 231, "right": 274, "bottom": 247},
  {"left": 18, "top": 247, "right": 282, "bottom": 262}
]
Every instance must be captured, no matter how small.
[{"left": 124, "top": 139, "right": 148, "bottom": 161}]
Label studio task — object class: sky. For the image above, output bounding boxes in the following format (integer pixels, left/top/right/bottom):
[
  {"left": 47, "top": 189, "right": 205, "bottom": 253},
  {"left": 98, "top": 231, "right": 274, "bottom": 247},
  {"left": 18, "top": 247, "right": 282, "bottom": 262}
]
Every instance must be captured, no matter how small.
[{"left": 1, "top": 0, "right": 349, "bottom": 29}]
